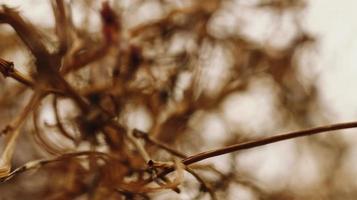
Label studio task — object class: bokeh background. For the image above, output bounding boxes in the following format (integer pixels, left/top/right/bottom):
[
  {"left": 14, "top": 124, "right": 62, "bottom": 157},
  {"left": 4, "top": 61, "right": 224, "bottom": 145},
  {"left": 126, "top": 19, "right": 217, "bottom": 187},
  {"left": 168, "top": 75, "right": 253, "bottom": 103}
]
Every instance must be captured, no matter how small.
[{"left": 1, "top": 0, "right": 357, "bottom": 199}]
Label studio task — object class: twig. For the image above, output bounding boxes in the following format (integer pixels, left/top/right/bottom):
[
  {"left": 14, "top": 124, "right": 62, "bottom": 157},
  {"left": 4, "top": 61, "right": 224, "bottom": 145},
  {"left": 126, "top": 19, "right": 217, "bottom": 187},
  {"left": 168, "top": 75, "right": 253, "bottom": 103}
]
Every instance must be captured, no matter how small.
[
  {"left": 143, "top": 121, "right": 357, "bottom": 185},
  {"left": 53, "top": 95, "right": 77, "bottom": 142},
  {"left": 0, "top": 91, "right": 43, "bottom": 178},
  {"left": 142, "top": 159, "right": 185, "bottom": 193},
  {"left": 127, "top": 129, "right": 151, "bottom": 162},
  {"left": 0, "top": 151, "right": 111, "bottom": 183},
  {"left": 32, "top": 106, "right": 66, "bottom": 155},
  {"left": 185, "top": 167, "right": 217, "bottom": 200},
  {"left": 51, "top": 0, "right": 70, "bottom": 55},
  {"left": 133, "top": 129, "right": 187, "bottom": 158},
  {"left": 0, "top": 8, "right": 88, "bottom": 111},
  {"left": 0, "top": 6, "right": 50, "bottom": 60},
  {"left": 128, "top": 130, "right": 183, "bottom": 194},
  {"left": 59, "top": 1, "right": 118, "bottom": 74},
  {"left": 0, "top": 58, "right": 34, "bottom": 87},
  {"left": 182, "top": 121, "right": 357, "bottom": 165},
  {"left": 60, "top": 44, "right": 110, "bottom": 74},
  {"left": 133, "top": 129, "right": 225, "bottom": 180},
  {"left": 0, "top": 58, "right": 66, "bottom": 95}
]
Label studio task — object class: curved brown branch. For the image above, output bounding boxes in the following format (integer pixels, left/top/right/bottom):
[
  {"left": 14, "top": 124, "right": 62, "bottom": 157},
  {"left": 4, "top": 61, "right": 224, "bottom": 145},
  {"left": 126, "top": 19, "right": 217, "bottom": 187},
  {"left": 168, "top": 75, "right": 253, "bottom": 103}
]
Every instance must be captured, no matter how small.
[
  {"left": 53, "top": 95, "right": 77, "bottom": 142},
  {"left": 32, "top": 103, "right": 65, "bottom": 155}
]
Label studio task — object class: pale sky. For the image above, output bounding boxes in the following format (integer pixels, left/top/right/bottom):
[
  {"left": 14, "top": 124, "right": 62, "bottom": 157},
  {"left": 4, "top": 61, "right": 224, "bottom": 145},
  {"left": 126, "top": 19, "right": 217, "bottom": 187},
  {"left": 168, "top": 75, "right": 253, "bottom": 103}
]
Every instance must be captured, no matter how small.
[{"left": 305, "top": 0, "right": 357, "bottom": 121}]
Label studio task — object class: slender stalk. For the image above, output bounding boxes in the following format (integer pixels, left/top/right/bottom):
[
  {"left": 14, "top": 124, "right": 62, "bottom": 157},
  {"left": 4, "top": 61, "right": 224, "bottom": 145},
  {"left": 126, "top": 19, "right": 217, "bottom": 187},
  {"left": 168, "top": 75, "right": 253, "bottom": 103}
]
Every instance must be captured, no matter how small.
[
  {"left": 0, "top": 151, "right": 111, "bottom": 182},
  {"left": 0, "top": 91, "right": 43, "bottom": 178},
  {"left": 185, "top": 167, "right": 217, "bottom": 200},
  {"left": 182, "top": 121, "right": 357, "bottom": 165},
  {"left": 144, "top": 121, "right": 357, "bottom": 185},
  {"left": 133, "top": 129, "right": 187, "bottom": 158},
  {"left": 127, "top": 129, "right": 151, "bottom": 163},
  {"left": 0, "top": 58, "right": 34, "bottom": 87}
]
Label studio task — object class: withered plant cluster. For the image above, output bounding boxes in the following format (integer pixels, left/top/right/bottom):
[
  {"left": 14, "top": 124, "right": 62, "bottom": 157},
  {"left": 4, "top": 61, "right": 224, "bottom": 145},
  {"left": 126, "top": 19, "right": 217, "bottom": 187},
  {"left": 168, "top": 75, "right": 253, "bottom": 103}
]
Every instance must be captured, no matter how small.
[{"left": 0, "top": 0, "right": 355, "bottom": 199}]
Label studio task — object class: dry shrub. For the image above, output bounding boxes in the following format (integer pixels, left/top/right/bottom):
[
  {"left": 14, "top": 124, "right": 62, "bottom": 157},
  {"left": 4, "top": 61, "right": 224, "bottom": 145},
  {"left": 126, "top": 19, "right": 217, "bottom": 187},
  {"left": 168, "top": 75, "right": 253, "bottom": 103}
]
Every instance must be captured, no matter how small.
[{"left": 0, "top": 1, "right": 354, "bottom": 199}]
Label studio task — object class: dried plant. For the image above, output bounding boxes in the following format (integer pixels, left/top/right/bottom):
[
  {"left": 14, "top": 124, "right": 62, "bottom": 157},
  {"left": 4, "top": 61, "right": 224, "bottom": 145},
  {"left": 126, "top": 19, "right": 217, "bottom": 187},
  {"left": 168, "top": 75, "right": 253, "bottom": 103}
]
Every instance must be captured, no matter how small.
[{"left": 0, "top": 1, "right": 355, "bottom": 199}]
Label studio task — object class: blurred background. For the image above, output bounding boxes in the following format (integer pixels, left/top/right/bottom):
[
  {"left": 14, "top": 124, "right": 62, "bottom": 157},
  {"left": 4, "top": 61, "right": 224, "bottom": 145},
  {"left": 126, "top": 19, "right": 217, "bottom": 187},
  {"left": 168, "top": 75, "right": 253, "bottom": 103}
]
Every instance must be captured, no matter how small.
[{"left": 1, "top": 0, "right": 357, "bottom": 199}]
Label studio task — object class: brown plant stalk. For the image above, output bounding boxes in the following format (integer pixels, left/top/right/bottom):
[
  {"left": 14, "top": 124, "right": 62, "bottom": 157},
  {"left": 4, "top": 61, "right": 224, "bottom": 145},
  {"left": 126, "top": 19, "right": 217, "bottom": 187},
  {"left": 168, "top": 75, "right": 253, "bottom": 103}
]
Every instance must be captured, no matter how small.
[
  {"left": 182, "top": 121, "right": 357, "bottom": 165},
  {"left": 144, "top": 121, "right": 357, "bottom": 184}
]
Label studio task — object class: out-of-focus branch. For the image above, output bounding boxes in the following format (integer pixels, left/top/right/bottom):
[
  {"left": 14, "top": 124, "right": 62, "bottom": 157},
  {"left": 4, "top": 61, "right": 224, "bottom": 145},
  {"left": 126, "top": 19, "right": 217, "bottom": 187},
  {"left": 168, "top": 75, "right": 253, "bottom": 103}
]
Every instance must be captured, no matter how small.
[
  {"left": 53, "top": 95, "right": 77, "bottom": 142},
  {"left": 0, "top": 5, "right": 50, "bottom": 60},
  {"left": 0, "top": 58, "right": 67, "bottom": 95},
  {"left": 127, "top": 129, "right": 151, "bottom": 162},
  {"left": 0, "top": 4, "right": 117, "bottom": 113},
  {"left": 0, "top": 92, "right": 43, "bottom": 179},
  {"left": 133, "top": 129, "right": 187, "bottom": 158},
  {"left": 0, "top": 6, "right": 73, "bottom": 100},
  {"left": 60, "top": 1, "right": 120, "bottom": 74},
  {"left": 51, "top": 0, "right": 70, "bottom": 55},
  {"left": 0, "top": 151, "right": 111, "bottom": 183},
  {"left": 185, "top": 167, "right": 217, "bottom": 200},
  {"left": 60, "top": 45, "right": 110, "bottom": 74}
]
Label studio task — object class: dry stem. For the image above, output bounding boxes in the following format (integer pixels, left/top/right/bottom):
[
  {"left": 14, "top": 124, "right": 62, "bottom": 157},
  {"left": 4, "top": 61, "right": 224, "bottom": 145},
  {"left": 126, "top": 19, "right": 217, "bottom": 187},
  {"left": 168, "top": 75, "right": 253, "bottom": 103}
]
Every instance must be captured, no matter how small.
[
  {"left": 182, "top": 121, "right": 357, "bottom": 165},
  {"left": 143, "top": 121, "right": 357, "bottom": 185},
  {"left": 0, "top": 91, "right": 43, "bottom": 178}
]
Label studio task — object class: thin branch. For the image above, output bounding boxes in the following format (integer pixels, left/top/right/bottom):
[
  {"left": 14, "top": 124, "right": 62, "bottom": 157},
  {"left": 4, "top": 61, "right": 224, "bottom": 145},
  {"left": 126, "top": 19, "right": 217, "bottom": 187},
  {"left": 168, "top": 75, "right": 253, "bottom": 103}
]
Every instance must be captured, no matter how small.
[
  {"left": 142, "top": 159, "right": 184, "bottom": 193},
  {"left": 0, "top": 6, "right": 50, "bottom": 60},
  {"left": 53, "top": 95, "right": 77, "bottom": 142},
  {"left": 133, "top": 129, "right": 187, "bottom": 158},
  {"left": 185, "top": 167, "right": 217, "bottom": 200},
  {"left": 133, "top": 129, "right": 225, "bottom": 180},
  {"left": 0, "top": 8, "right": 88, "bottom": 110},
  {"left": 60, "top": 44, "right": 110, "bottom": 74},
  {"left": 51, "top": 0, "right": 70, "bottom": 55},
  {"left": 32, "top": 105, "right": 66, "bottom": 155},
  {"left": 0, "top": 58, "right": 34, "bottom": 87},
  {"left": 59, "top": 1, "right": 119, "bottom": 74},
  {"left": 0, "top": 91, "right": 43, "bottom": 178},
  {"left": 127, "top": 129, "right": 151, "bottom": 162},
  {"left": 143, "top": 121, "right": 357, "bottom": 185},
  {"left": 0, "top": 151, "right": 111, "bottom": 183},
  {"left": 182, "top": 121, "right": 357, "bottom": 165},
  {"left": 0, "top": 58, "right": 69, "bottom": 96}
]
